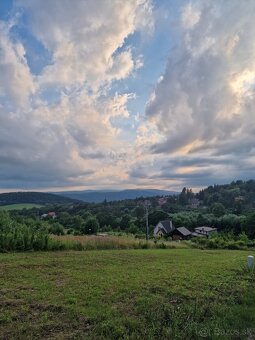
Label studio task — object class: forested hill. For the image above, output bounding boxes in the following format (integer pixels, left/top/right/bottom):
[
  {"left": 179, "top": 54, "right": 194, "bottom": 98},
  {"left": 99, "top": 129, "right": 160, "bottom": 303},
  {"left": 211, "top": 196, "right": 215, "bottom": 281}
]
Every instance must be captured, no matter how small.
[
  {"left": 196, "top": 180, "right": 255, "bottom": 208},
  {"left": 0, "top": 192, "right": 79, "bottom": 206},
  {"left": 55, "top": 189, "right": 177, "bottom": 203}
]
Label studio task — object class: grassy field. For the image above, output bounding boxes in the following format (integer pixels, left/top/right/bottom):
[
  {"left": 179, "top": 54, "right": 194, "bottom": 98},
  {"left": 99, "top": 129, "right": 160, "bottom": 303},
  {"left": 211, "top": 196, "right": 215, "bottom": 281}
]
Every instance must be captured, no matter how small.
[
  {"left": 0, "top": 249, "right": 254, "bottom": 339},
  {"left": 0, "top": 203, "right": 42, "bottom": 211}
]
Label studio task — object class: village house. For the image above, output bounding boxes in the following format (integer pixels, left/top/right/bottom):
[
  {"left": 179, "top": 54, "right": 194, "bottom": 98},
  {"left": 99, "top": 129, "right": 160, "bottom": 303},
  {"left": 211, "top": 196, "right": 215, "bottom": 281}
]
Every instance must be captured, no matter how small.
[
  {"left": 48, "top": 212, "right": 57, "bottom": 219},
  {"left": 153, "top": 220, "right": 175, "bottom": 237},
  {"left": 192, "top": 226, "right": 217, "bottom": 238},
  {"left": 189, "top": 198, "right": 201, "bottom": 209},
  {"left": 169, "top": 227, "right": 192, "bottom": 240},
  {"left": 158, "top": 197, "right": 167, "bottom": 207},
  {"left": 41, "top": 212, "right": 57, "bottom": 219}
]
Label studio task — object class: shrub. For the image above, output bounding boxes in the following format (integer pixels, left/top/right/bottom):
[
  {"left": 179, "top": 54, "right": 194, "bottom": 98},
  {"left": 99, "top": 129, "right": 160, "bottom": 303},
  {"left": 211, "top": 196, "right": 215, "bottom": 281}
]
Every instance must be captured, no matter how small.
[
  {"left": 225, "top": 241, "right": 240, "bottom": 250},
  {"left": 0, "top": 211, "right": 50, "bottom": 252},
  {"left": 191, "top": 231, "right": 254, "bottom": 251},
  {"left": 49, "top": 222, "right": 65, "bottom": 235},
  {"left": 207, "top": 239, "right": 219, "bottom": 249},
  {"left": 139, "top": 242, "right": 149, "bottom": 249},
  {"left": 157, "top": 242, "right": 167, "bottom": 249},
  {"left": 82, "top": 216, "right": 99, "bottom": 235},
  {"left": 67, "top": 228, "right": 74, "bottom": 234}
]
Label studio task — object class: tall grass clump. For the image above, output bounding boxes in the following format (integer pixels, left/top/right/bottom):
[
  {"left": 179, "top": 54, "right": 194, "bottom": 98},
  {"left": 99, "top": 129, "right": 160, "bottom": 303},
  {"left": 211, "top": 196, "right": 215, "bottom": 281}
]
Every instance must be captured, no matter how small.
[
  {"left": 0, "top": 211, "right": 49, "bottom": 252},
  {"left": 50, "top": 235, "right": 189, "bottom": 251},
  {"left": 50, "top": 235, "right": 149, "bottom": 251}
]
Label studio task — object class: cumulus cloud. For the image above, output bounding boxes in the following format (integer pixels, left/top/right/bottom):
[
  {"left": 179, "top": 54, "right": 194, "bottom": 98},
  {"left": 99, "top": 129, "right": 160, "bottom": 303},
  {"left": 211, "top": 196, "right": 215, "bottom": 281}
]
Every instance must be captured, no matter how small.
[
  {"left": 142, "top": 0, "right": 255, "bottom": 188},
  {"left": 0, "top": 0, "right": 153, "bottom": 190},
  {"left": 16, "top": 0, "right": 149, "bottom": 88},
  {"left": 181, "top": 3, "right": 201, "bottom": 29},
  {"left": 0, "top": 22, "right": 35, "bottom": 108}
]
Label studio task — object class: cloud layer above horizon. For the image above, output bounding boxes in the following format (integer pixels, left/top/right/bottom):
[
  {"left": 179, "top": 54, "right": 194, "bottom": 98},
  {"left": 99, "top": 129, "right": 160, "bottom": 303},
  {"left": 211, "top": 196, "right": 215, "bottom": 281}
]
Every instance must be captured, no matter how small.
[{"left": 0, "top": 0, "right": 255, "bottom": 191}]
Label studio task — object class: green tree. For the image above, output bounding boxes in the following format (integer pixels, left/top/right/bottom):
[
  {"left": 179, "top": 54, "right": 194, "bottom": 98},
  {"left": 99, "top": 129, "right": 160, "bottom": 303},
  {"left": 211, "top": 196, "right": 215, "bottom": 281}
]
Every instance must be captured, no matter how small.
[
  {"left": 57, "top": 212, "right": 71, "bottom": 227},
  {"left": 197, "top": 213, "right": 209, "bottom": 226},
  {"left": 179, "top": 187, "right": 188, "bottom": 206},
  {"left": 242, "top": 212, "right": 255, "bottom": 239},
  {"left": 135, "top": 206, "right": 144, "bottom": 219},
  {"left": 70, "top": 215, "right": 84, "bottom": 230},
  {"left": 96, "top": 212, "right": 118, "bottom": 229},
  {"left": 128, "top": 223, "right": 138, "bottom": 234},
  {"left": 211, "top": 203, "right": 226, "bottom": 217},
  {"left": 49, "top": 222, "right": 65, "bottom": 235},
  {"left": 83, "top": 216, "right": 99, "bottom": 235},
  {"left": 148, "top": 210, "right": 169, "bottom": 226},
  {"left": 119, "top": 214, "right": 131, "bottom": 230}
]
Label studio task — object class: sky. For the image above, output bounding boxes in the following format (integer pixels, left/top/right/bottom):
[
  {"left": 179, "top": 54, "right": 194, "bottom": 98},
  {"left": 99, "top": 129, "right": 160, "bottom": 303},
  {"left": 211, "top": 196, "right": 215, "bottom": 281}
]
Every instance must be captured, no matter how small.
[{"left": 0, "top": 0, "right": 255, "bottom": 193}]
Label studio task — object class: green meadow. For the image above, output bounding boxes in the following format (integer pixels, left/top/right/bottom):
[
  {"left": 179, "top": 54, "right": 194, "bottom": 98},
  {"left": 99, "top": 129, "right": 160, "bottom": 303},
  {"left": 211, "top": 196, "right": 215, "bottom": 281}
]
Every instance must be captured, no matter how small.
[
  {"left": 0, "top": 204, "right": 42, "bottom": 211},
  {"left": 0, "top": 249, "right": 254, "bottom": 339}
]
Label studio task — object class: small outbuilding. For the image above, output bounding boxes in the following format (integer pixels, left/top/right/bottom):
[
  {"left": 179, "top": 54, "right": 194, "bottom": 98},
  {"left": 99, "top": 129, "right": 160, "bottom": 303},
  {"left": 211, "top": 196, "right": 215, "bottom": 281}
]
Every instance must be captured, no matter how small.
[
  {"left": 192, "top": 226, "right": 217, "bottom": 238},
  {"left": 169, "top": 227, "right": 192, "bottom": 240}
]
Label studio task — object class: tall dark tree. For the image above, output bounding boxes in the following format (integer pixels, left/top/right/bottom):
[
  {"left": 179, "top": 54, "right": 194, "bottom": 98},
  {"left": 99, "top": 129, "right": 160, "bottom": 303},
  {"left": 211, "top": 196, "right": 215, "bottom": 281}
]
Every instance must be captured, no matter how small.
[
  {"left": 211, "top": 203, "right": 226, "bottom": 217},
  {"left": 242, "top": 212, "right": 255, "bottom": 239},
  {"left": 179, "top": 187, "right": 188, "bottom": 206}
]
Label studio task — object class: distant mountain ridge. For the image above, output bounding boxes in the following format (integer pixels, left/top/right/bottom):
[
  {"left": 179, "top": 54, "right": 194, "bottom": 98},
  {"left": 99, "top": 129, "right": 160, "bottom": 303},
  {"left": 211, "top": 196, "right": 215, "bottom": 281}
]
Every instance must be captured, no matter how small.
[
  {"left": 0, "top": 192, "right": 79, "bottom": 205},
  {"left": 54, "top": 189, "right": 178, "bottom": 203}
]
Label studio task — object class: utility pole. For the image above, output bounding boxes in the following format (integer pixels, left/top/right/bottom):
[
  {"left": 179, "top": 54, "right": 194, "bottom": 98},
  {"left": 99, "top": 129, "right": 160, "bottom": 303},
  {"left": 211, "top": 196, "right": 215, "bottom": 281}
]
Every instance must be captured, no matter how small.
[
  {"left": 145, "top": 205, "right": 149, "bottom": 240},
  {"left": 143, "top": 200, "right": 151, "bottom": 241}
]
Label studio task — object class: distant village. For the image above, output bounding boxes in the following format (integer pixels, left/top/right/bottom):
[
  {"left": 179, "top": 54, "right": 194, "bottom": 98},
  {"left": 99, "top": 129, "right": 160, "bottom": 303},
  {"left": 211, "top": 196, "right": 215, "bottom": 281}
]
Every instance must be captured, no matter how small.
[{"left": 41, "top": 207, "right": 217, "bottom": 241}]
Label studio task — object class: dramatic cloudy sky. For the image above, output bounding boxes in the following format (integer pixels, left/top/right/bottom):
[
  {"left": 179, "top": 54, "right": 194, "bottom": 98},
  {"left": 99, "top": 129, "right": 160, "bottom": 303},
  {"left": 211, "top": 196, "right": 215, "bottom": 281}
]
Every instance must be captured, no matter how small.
[{"left": 0, "top": 0, "right": 255, "bottom": 192}]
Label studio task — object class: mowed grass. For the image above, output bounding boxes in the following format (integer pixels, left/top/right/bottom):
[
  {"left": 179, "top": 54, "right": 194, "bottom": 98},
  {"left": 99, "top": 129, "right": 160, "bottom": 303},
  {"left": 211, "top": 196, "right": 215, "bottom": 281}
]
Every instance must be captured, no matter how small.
[
  {"left": 0, "top": 249, "right": 255, "bottom": 339},
  {"left": 0, "top": 203, "right": 42, "bottom": 211}
]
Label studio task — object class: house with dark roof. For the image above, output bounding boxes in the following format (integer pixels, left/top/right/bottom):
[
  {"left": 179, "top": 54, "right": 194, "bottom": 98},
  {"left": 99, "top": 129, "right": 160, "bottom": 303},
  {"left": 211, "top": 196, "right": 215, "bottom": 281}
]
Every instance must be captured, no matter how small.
[
  {"left": 192, "top": 226, "right": 217, "bottom": 238},
  {"left": 153, "top": 220, "right": 174, "bottom": 237},
  {"left": 169, "top": 227, "right": 192, "bottom": 240}
]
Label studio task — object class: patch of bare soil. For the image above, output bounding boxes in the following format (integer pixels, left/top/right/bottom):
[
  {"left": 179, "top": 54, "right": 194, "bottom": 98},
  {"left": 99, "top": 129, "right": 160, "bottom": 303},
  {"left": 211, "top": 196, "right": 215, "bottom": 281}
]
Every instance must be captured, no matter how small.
[{"left": 0, "top": 301, "right": 93, "bottom": 340}]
